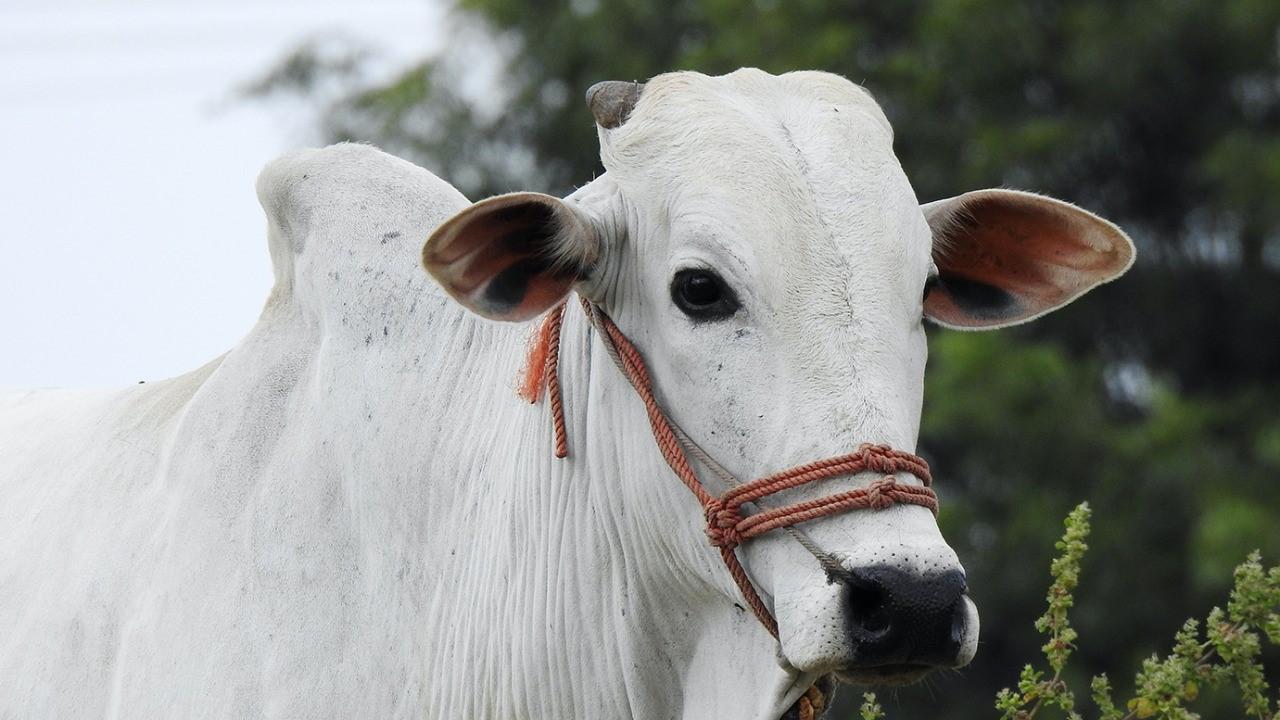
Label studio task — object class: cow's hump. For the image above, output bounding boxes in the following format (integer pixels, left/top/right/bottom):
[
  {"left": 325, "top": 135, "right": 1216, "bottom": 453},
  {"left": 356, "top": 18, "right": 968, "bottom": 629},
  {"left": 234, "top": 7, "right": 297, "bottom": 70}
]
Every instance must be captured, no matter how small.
[{"left": 253, "top": 143, "right": 468, "bottom": 321}]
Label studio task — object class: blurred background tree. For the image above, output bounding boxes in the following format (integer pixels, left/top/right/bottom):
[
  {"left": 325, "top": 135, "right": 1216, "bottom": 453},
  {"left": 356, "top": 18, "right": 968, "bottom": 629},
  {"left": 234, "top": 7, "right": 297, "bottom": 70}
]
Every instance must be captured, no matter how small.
[{"left": 251, "top": 1, "right": 1280, "bottom": 715}]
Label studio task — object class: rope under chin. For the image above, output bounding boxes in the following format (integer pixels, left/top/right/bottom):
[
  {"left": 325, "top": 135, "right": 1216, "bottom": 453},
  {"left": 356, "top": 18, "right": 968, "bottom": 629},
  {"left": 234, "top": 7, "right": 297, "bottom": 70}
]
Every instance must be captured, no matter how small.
[{"left": 521, "top": 296, "right": 937, "bottom": 639}]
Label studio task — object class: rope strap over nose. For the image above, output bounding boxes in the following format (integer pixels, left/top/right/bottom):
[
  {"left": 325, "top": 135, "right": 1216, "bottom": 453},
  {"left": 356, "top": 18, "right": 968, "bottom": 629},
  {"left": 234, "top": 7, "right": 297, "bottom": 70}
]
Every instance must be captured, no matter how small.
[
  {"left": 522, "top": 297, "right": 938, "bottom": 639},
  {"left": 702, "top": 444, "right": 937, "bottom": 553}
]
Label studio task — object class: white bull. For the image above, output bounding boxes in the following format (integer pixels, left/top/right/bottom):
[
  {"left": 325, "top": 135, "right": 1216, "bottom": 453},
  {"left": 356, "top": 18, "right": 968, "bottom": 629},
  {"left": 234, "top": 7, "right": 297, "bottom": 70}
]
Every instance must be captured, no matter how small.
[{"left": 0, "top": 69, "right": 1133, "bottom": 719}]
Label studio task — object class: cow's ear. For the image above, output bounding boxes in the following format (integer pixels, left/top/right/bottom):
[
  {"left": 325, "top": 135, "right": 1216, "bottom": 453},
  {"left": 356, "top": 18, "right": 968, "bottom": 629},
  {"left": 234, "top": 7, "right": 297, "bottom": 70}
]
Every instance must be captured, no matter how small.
[
  {"left": 423, "top": 192, "right": 598, "bottom": 322},
  {"left": 923, "top": 189, "right": 1134, "bottom": 330}
]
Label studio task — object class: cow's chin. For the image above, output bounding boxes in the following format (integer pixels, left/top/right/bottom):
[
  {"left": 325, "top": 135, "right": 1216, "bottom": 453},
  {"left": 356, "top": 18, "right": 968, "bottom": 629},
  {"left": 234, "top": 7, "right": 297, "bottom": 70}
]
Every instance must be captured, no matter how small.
[
  {"left": 772, "top": 673, "right": 837, "bottom": 720},
  {"left": 771, "top": 665, "right": 931, "bottom": 720},
  {"left": 769, "top": 664, "right": 939, "bottom": 719},
  {"left": 767, "top": 662, "right": 937, "bottom": 719}
]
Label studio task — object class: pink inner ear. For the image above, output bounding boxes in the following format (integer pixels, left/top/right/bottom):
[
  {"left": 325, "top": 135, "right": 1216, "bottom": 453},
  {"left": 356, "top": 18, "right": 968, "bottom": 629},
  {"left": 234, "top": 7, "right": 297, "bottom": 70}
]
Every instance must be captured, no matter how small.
[
  {"left": 435, "top": 215, "right": 537, "bottom": 294},
  {"left": 927, "top": 192, "right": 1132, "bottom": 328},
  {"left": 423, "top": 194, "right": 584, "bottom": 322}
]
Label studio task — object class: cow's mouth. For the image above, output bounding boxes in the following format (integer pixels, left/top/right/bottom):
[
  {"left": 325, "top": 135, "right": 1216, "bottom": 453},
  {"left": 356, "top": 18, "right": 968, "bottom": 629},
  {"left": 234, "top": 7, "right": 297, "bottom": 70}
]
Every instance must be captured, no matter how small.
[{"left": 834, "top": 662, "right": 933, "bottom": 686}]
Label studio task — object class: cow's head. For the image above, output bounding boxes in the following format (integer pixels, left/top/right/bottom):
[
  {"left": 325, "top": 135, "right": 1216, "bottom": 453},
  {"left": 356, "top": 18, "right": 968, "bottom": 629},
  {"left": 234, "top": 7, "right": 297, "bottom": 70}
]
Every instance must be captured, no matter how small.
[{"left": 423, "top": 70, "right": 1132, "bottom": 692}]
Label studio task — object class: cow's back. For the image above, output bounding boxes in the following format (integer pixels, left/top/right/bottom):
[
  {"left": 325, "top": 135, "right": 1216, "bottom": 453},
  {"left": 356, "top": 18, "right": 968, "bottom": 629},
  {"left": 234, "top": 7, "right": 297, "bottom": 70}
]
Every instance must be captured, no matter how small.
[{"left": 0, "top": 363, "right": 219, "bottom": 717}]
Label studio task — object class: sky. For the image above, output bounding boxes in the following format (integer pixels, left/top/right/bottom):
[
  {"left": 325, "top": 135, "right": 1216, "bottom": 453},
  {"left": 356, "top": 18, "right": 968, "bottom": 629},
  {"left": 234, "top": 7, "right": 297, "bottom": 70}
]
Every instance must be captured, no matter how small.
[{"left": 0, "top": 0, "right": 445, "bottom": 388}]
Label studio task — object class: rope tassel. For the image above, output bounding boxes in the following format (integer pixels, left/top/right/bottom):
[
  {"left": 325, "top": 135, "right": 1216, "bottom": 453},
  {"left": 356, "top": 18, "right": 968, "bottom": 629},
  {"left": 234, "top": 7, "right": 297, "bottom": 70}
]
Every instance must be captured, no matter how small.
[{"left": 520, "top": 302, "right": 570, "bottom": 458}]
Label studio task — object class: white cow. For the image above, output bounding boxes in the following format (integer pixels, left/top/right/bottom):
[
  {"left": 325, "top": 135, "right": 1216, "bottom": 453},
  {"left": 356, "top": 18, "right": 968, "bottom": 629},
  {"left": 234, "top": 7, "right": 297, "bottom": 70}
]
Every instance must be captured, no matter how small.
[{"left": 0, "top": 69, "right": 1133, "bottom": 719}]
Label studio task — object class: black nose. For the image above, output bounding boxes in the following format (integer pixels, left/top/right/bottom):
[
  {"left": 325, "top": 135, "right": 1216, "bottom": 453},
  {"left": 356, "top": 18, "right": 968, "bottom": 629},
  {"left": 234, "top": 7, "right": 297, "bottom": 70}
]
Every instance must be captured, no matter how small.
[{"left": 843, "top": 565, "right": 968, "bottom": 667}]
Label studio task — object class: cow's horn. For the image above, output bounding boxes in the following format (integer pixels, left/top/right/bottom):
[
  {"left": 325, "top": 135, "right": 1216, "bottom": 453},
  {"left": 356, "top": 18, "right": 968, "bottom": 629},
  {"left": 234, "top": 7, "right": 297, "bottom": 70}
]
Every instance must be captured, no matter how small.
[{"left": 586, "top": 81, "right": 644, "bottom": 129}]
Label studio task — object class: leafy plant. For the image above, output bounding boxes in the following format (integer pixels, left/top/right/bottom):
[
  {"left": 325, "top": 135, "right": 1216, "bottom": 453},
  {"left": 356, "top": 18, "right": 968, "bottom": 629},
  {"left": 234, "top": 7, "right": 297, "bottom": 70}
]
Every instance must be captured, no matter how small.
[{"left": 858, "top": 502, "right": 1280, "bottom": 719}]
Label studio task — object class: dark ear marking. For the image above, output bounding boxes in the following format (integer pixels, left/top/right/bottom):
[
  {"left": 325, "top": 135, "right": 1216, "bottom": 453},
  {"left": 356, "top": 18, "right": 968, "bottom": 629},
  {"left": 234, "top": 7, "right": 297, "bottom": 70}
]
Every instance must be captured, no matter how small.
[
  {"left": 483, "top": 257, "right": 542, "bottom": 314},
  {"left": 481, "top": 255, "right": 578, "bottom": 315},
  {"left": 477, "top": 209, "right": 581, "bottom": 314},
  {"left": 937, "top": 276, "right": 1021, "bottom": 321}
]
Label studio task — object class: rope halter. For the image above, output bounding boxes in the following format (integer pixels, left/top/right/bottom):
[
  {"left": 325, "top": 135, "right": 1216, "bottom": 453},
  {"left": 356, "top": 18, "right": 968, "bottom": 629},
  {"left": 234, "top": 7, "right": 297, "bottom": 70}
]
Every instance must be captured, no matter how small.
[{"left": 523, "top": 296, "right": 937, "bottom": 639}]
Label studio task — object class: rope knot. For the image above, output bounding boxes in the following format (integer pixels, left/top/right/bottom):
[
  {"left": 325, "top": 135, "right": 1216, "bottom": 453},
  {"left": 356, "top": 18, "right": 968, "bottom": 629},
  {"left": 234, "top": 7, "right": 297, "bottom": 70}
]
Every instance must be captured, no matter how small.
[
  {"left": 704, "top": 500, "right": 744, "bottom": 549},
  {"left": 864, "top": 476, "right": 898, "bottom": 510},
  {"left": 858, "top": 443, "right": 898, "bottom": 474}
]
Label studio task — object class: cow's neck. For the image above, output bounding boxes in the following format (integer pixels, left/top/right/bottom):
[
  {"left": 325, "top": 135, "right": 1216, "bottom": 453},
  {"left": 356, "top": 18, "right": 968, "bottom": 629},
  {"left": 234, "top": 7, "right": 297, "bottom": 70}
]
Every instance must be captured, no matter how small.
[{"left": 406, "top": 301, "right": 794, "bottom": 719}]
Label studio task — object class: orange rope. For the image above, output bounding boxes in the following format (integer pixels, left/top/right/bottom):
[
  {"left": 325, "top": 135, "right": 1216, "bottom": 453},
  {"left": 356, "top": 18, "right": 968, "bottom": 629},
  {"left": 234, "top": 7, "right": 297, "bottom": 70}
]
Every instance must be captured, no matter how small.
[
  {"left": 523, "top": 298, "right": 937, "bottom": 638},
  {"left": 544, "top": 303, "right": 569, "bottom": 459},
  {"left": 519, "top": 308, "right": 558, "bottom": 403},
  {"left": 520, "top": 303, "right": 570, "bottom": 457}
]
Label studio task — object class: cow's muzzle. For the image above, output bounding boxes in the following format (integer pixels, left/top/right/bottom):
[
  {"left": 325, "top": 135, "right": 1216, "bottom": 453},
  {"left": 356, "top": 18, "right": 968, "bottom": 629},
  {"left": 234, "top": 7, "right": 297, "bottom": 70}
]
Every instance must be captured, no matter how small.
[{"left": 833, "top": 566, "right": 976, "bottom": 684}]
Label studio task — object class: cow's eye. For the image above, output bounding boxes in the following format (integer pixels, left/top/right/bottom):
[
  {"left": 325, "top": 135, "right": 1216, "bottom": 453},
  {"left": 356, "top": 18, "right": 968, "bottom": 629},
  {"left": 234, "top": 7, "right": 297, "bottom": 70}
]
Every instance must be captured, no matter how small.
[{"left": 671, "top": 269, "right": 739, "bottom": 321}]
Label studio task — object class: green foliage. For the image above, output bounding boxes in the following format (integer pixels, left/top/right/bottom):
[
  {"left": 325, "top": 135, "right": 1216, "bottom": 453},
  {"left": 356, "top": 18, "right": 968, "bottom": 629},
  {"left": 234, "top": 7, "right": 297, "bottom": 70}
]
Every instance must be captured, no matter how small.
[
  {"left": 925, "top": 331, "right": 1280, "bottom": 718},
  {"left": 240, "top": 38, "right": 368, "bottom": 100},
  {"left": 990, "top": 505, "right": 1280, "bottom": 720},
  {"left": 859, "top": 692, "right": 884, "bottom": 720},
  {"left": 1039, "top": 504, "right": 1090, "bottom": 672},
  {"left": 995, "top": 505, "right": 1091, "bottom": 719}
]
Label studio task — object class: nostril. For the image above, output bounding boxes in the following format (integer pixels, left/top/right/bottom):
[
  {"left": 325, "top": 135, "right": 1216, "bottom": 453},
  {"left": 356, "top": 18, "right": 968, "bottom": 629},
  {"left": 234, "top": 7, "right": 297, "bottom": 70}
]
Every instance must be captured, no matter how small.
[{"left": 845, "top": 571, "right": 892, "bottom": 640}]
